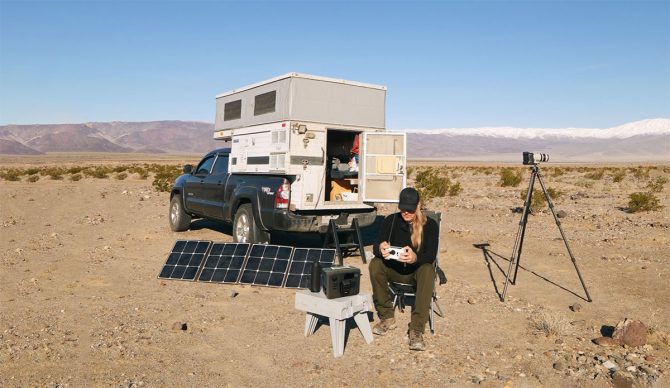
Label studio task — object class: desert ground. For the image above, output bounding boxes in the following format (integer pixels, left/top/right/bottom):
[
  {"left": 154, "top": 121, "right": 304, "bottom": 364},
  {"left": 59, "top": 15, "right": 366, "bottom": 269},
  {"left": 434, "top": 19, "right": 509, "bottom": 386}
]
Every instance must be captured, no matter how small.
[{"left": 1, "top": 154, "right": 669, "bottom": 387}]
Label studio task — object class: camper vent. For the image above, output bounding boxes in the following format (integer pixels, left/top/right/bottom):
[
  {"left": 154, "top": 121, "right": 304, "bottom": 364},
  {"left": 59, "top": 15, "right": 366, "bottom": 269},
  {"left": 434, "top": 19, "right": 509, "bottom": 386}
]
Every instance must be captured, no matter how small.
[
  {"left": 270, "top": 153, "right": 286, "bottom": 170},
  {"left": 271, "top": 129, "right": 287, "bottom": 144}
]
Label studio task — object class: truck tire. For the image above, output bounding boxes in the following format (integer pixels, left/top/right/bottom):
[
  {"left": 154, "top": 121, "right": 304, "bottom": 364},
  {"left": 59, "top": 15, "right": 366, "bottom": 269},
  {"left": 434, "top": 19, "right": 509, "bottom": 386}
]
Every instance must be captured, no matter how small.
[
  {"left": 169, "top": 195, "right": 191, "bottom": 232},
  {"left": 233, "top": 204, "right": 270, "bottom": 244}
]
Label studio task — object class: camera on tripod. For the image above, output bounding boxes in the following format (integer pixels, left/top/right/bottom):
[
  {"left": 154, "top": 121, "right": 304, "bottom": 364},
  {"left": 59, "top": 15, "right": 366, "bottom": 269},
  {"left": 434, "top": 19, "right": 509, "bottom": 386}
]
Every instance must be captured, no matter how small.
[{"left": 523, "top": 151, "right": 549, "bottom": 165}]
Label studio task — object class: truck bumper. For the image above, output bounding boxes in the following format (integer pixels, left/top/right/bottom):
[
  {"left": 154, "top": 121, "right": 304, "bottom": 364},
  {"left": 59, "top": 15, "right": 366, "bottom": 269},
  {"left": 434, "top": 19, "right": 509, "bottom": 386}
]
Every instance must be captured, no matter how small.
[{"left": 271, "top": 209, "right": 377, "bottom": 234}]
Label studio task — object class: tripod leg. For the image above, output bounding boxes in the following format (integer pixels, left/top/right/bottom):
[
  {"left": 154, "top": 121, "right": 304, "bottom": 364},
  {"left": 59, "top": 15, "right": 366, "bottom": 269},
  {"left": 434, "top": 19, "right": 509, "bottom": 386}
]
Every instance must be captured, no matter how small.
[
  {"left": 502, "top": 167, "right": 536, "bottom": 301},
  {"left": 536, "top": 173, "right": 592, "bottom": 302}
]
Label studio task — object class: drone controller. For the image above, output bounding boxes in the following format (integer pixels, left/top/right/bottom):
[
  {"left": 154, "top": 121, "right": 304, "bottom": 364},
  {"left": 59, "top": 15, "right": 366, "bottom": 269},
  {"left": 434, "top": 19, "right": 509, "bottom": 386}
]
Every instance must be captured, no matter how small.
[{"left": 385, "top": 246, "right": 407, "bottom": 261}]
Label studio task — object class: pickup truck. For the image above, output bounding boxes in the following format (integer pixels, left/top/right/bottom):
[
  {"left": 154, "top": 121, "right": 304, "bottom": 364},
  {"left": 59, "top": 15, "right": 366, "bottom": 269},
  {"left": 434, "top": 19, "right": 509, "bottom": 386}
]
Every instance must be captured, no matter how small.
[{"left": 169, "top": 148, "right": 377, "bottom": 243}]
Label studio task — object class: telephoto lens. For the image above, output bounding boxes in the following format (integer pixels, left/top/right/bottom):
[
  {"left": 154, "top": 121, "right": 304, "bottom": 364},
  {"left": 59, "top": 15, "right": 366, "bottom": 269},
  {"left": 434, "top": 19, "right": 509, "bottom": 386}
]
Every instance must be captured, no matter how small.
[{"left": 309, "top": 262, "right": 322, "bottom": 292}]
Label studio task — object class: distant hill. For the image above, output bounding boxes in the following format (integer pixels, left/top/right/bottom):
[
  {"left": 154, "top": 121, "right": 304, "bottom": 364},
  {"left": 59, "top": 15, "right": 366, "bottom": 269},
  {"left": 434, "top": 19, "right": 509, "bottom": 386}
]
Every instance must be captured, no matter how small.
[
  {"left": 0, "top": 121, "right": 218, "bottom": 155},
  {"left": 0, "top": 118, "right": 668, "bottom": 162}
]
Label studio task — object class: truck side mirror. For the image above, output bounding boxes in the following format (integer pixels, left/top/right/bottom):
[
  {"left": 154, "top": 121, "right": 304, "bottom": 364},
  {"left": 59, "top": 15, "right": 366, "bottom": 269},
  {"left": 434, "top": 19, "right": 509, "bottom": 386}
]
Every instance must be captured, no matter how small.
[{"left": 183, "top": 165, "right": 193, "bottom": 174}]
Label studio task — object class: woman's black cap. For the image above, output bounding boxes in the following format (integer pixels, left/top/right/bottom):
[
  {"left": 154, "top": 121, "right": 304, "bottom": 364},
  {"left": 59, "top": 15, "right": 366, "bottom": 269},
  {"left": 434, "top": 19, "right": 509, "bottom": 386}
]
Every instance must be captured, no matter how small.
[{"left": 398, "top": 187, "right": 420, "bottom": 211}]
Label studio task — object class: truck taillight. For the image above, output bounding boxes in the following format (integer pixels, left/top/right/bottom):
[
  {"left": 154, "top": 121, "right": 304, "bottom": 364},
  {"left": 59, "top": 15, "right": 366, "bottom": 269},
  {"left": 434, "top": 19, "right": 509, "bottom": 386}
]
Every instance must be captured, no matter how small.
[{"left": 275, "top": 179, "right": 290, "bottom": 209}]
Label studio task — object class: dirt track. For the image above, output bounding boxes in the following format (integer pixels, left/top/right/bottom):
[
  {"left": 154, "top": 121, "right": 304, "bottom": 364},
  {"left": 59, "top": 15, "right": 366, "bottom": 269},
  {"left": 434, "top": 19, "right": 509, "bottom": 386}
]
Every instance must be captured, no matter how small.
[{"left": 1, "top": 157, "right": 669, "bottom": 387}]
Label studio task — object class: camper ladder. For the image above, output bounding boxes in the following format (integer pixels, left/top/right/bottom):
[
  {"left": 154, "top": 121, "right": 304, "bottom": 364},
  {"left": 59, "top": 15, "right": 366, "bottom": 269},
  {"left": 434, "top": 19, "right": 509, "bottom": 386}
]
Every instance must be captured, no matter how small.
[{"left": 323, "top": 219, "right": 367, "bottom": 265}]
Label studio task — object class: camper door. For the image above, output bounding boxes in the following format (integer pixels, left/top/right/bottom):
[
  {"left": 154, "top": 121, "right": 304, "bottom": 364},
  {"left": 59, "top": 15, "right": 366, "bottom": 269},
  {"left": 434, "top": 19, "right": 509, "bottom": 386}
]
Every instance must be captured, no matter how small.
[{"left": 360, "top": 132, "right": 406, "bottom": 202}]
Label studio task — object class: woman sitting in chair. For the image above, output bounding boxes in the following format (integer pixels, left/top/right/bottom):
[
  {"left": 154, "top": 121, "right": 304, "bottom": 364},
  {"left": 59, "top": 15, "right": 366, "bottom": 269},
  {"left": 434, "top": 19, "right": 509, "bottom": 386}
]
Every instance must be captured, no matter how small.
[{"left": 369, "top": 187, "right": 439, "bottom": 351}]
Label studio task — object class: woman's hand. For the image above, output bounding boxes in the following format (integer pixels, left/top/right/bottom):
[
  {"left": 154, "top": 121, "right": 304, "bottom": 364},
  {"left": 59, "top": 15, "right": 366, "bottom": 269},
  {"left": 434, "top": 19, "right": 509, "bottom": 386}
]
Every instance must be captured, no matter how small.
[
  {"left": 380, "top": 241, "right": 390, "bottom": 259},
  {"left": 398, "top": 246, "right": 417, "bottom": 264}
]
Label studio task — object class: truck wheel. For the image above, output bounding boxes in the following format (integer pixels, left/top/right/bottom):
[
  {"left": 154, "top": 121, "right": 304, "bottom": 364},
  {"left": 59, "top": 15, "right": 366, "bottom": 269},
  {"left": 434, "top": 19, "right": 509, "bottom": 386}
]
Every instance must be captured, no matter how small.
[
  {"left": 233, "top": 204, "right": 270, "bottom": 244},
  {"left": 169, "top": 195, "right": 191, "bottom": 232}
]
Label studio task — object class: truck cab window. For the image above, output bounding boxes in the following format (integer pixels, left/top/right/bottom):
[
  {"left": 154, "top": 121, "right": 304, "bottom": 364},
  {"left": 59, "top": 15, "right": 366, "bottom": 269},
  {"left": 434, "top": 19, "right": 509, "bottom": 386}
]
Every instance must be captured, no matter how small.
[
  {"left": 195, "top": 156, "right": 215, "bottom": 175},
  {"left": 212, "top": 155, "right": 229, "bottom": 175}
]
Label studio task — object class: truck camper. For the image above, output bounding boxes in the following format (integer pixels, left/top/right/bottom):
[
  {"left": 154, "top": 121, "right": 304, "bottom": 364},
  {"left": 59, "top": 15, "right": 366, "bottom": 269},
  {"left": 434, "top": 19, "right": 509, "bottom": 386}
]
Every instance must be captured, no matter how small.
[{"left": 169, "top": 73, "right": 406, "bottom": 243}]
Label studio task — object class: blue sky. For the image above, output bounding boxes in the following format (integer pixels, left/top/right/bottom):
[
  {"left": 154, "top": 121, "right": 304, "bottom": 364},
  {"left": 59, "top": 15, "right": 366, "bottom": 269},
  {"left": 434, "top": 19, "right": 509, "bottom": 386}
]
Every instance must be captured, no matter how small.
[{"left": 1, "top": 0, "right": 668, "bottom": 129}]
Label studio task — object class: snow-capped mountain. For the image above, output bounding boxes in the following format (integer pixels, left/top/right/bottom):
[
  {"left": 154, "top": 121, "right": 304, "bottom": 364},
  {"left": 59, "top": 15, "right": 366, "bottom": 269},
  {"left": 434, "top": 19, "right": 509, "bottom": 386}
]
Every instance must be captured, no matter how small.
[
  {"left": 401, "top": 118, "right": 670, "bottom": 140},
  {"left": 401, "top": 118, "right": 670, "bottom": 162}
]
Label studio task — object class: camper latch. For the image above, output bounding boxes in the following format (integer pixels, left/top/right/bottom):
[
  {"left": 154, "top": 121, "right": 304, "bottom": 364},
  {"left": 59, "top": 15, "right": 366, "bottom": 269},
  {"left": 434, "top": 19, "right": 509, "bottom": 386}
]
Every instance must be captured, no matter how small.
[{"left": 301, "top": 159, "right": 309, "bottom": 169}]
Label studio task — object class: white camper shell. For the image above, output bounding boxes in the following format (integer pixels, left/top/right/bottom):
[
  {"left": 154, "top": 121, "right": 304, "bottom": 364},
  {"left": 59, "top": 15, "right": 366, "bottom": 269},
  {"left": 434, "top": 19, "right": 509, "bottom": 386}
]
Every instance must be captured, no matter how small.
[{"left": 214, "top": 73, "right": 406, "bottom": 211}]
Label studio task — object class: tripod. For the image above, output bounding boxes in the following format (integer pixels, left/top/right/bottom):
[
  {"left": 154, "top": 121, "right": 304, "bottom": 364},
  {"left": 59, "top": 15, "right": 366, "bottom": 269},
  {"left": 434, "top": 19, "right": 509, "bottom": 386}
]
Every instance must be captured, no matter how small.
[{"left": 501, "top": 164, "right": 592, "bottom": 302}]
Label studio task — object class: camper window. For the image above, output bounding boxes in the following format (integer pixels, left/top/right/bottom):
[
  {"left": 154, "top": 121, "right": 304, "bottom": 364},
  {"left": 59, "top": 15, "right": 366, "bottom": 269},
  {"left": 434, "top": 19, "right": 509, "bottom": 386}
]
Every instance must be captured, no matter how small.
[
  {"left": 224, "top": 100, "right": 242, "bottom": 121},
  {"left": 254, "top": 91, "right": 276, "bottom": 116}
]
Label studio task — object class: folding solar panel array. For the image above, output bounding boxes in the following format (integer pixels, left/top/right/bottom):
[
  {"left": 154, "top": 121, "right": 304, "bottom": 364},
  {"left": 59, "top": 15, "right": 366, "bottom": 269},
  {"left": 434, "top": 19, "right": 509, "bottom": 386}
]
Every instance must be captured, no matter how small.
[{"left": 158, "top": 240, "right": 335, "bottom": 289}]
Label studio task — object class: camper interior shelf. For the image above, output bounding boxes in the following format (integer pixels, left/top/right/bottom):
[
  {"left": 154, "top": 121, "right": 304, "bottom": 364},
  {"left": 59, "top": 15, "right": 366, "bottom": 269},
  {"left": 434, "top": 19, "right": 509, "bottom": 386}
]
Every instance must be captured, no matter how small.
[{"left": 330, "top": 169, "right": 358, "bottom": 179}]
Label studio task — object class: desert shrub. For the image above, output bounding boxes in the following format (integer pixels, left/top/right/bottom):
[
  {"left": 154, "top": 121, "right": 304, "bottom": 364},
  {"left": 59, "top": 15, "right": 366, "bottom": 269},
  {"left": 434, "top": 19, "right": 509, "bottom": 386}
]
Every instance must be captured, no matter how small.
[
  {"left": 0, "top": 168, "right": 23, "bottom": 181},
  {"left": 529, "top": 311, "right": 571, "bottom": 337},
  {"left": 520, "top": 187, "right": 563, "bottom": 211},
  {"left": 115, "top": 172, "right": 128, "bottom": 180},
  {"left": 40, "top": 166, "right": 66, "bottom": 179},
  {"left": 448, "top": 182, "right": 462, "bottom": 196},
  {"left": 112, "top": 165, "right": 129, "bottom": 173},
  {"left": 27, "top": 175, "right": 40, "bottom": 183},
  {"left": 631, "top": 167, "right": 650, "bottom": 180},
  {"left": 67, "top": 166, "right": 84, "bottom": 175},
  {"left": 128, "top": 165, "right": 150, "bottom": 179},
  {"left": 551, "top": 167, "right": 565, "bottom": 177},
  {"left": 151, "top": 164, "right": 182, "bottom": 192},
  {"left": 406, "top": 166, "right": 414, "bottom": 178},
  {"left": 483, "top": 167, "right": 493, "bottom": 176},
  {"left": 584, "top": 169, "right": 605, "bottom": 180},
  {"left": 415, "top": 167, "right": 450, "bottom": 201},
  {"left": 628, "top": 192, "right": 662, "bottom": 213},
  {"left": 612, "top": 170, "right": 626, "bottom": 183},
  {"left": 84, "top": 166, "right": 111, "bottom": 179},
  {"left": 25, "top": 167, "right": 40, "bottom": 175},
  {"left": 499, "top": 168, "right": 523, "bottom": 187},
  {"left": 574, "top": 179, "right": 593, "bottom": 188},
  {"left": 70, "top": 174, "right": 83, "bottom": 182},
  {"left": 647, "top": 176, "right": 668, "bottom": 193}
]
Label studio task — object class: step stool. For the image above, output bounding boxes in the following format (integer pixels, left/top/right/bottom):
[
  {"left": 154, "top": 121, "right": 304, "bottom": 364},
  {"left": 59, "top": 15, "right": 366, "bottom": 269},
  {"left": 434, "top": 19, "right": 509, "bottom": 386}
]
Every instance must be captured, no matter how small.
[
  {"left": 322, "top": 218, "right": 367, "bottom": 265},
  {"left": 294, "top": 290, "right": 374, "bottom": 358}
]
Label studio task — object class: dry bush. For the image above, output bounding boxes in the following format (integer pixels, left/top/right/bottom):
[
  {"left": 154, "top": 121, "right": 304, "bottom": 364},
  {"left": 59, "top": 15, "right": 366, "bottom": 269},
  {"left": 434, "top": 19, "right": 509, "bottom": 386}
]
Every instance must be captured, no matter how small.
[
  {"left": 448, "top": 182, "right": 462, "bottom": 196},
  {"left": 67, "top": 166, "right": 84, "bottom": 175},
  {"left": 551, "top": 167, "right": 565, "bottom": 177},
  {"left": 611, "top": 169, "right": 626, "bottom": 183},
  {"left": 584, "top": 168, "right": 605, "bottom": 180},
  {"left": 628, "top": 192, "right": 662, "bottom": 212},
  {"left": 574, "top": 179, "right": 594, "bottom": 188},
  {"left": 499, "top": 168, "right": 523, "bottom": 187},
  {"left": 529, "top": 311, "right": 571, "bottom": 337},
  {"left": 70, "top": 174, "right": 83, "bottom": 182},
  {"left": 647, "top": 309, "right": 663, "bottom": 334},
  {"left": 415, "top": 167, "right": 450, "bottom": 200},
  {"left": 115, "top": 172, "right": 128, "bottom": 180},
  {"left": 631, "top": 167, "right": 650, "bottom": 180},
  {"left": 150, "top": 164, "right": 183, "bottom": 192},
  {"left": 84, "top": 166, "right": 111, "bottom": 179},
  {"left": 406, "top": 166, "right": 415, "bottom": 178},
  {"left": 0, "top": 168, "right": 23, "bottom": 181},
  {"left": 646, "top": 176, "right": 668, "bottom": 193},
  {"left": 25, "top": 167, "right": 40, "bottom": 175},
  {"left": 128, "top": 165, "right": 149, "bottom": 179},
  {"left": 520, "top": 187, "right": 563, "bottom": 211},
  {"left": 27, "top": 175, "right": 40, "bottom": 183}
]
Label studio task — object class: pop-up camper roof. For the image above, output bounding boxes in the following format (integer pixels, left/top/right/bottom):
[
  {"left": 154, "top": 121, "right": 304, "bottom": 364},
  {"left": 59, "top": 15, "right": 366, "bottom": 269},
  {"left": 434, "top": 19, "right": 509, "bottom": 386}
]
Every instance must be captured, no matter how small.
[{"left": 214, "top": 73, "right": 387, "bottom": 133}]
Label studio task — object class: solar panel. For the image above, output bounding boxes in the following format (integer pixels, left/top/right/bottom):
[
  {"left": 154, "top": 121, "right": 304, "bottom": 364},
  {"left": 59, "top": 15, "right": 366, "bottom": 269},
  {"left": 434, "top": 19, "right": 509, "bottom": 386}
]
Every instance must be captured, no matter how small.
[
  {"left": 239, "top": 244, "right": 294, "bottom": 287},
  {"left": 284, "top": 248, "right": 336, "bottom": 288},
  {"left": 198, "top": 243, "right": 250, "bottom": 283},
  {"left": 158, "top": 240, "right": 212, "bottom": 280}
]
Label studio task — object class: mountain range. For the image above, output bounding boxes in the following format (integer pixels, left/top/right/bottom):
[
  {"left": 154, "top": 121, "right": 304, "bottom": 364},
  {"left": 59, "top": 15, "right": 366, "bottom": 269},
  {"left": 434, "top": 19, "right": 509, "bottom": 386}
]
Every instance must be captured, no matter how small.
[{"left": 1, "top": 118, "right": 668, "bottom": 162}]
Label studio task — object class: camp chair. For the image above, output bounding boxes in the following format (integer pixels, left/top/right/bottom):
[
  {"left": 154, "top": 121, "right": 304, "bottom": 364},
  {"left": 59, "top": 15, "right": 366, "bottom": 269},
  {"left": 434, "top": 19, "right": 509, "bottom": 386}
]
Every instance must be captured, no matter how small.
[{"left": 387, "top": 210, "right": 447, "bottom": 334}]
